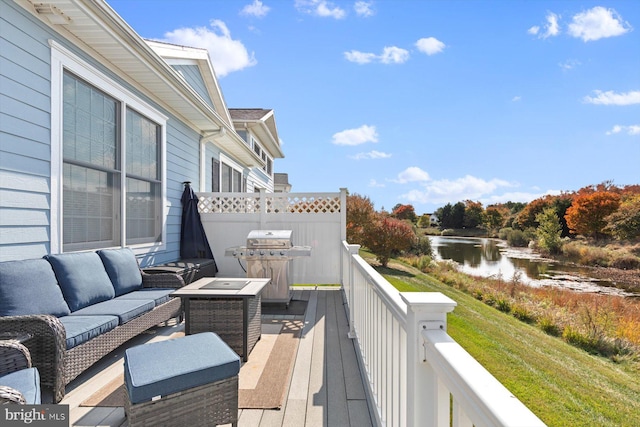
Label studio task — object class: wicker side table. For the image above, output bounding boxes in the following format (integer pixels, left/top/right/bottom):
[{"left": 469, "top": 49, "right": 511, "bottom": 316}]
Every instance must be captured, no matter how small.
[{"left": 172, "top": 278, "right": 270, "bottom": 361}]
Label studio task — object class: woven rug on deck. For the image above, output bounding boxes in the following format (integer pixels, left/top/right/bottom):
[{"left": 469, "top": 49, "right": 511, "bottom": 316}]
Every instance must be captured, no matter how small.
[{"left": 81, "top": 319, "right": 303, "bottom": 410}]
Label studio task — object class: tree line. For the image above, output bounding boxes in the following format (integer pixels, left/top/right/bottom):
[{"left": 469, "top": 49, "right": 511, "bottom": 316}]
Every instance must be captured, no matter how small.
[{"left": 347, "top": 182, "right": 640, "bottom": 266}]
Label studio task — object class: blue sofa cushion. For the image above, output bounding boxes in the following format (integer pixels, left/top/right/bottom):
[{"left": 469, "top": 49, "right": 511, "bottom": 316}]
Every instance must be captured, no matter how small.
[
  {"left": 58, "top": 315, "right": 119, "bottom": 349},
  {"left": 117, "top": 289, "right": 174, "bottom": 306},
  {"left": 97, "top": 248, "right": 143, "bottom": 296},
  {"left": 70, "top": 298, "right": 154, "bottom": 325},
  {"left": 1, "top": 367, "right": 41, "bottom": 404},
  {"left": 0, "top": 259, "right": 70, "bottom": 317},
  {"left": 124, "top": 332, "right": 240, "bottom": 404},
  {"left": 45, "top": 252, "right": 115, "bottom": 312}
]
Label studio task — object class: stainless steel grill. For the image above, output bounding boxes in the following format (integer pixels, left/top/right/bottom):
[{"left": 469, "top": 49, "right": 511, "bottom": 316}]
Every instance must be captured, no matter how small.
[{"left": 225, "top": 230, "right": 311, "bottom": 304}]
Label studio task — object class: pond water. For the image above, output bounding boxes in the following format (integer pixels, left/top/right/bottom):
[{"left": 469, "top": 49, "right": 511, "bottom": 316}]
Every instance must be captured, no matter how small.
[{"left": 429, "top": 236, "right": 633, "bottom": 297}]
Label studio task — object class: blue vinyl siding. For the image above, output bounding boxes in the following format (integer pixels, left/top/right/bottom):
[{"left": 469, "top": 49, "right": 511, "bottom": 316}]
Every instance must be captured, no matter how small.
[
  {"left": 0, "top": 2, "right": 54, "bottom": 261},
  {"left": 172, "top": 64, "right": 215, "bottom": 111},
  {"left": 0, "top": 1, "right": 203, "bottom": 264}
]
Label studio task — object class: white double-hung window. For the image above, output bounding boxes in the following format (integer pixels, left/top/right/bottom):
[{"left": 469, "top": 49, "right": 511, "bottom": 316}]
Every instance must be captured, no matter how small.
[{"left": 51, "top": 41, "right": 166, "bottom": 252}]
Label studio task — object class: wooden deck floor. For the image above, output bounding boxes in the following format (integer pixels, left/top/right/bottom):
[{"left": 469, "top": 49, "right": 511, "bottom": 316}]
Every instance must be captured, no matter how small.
[{"left": 63, "top": 287, "right": 374, "bottom": 427}]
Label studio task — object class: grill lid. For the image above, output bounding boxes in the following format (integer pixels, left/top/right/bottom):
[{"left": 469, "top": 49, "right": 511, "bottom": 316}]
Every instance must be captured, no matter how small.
[{"left": 246, "top": 230, "right": 293, "bottom": 249}]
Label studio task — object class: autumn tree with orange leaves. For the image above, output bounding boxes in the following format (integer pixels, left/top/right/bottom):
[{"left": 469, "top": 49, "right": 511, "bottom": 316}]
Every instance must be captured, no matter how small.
[
  {"left": 363, "top": 215, "right": 416, "bottom": 267},
  {"left": 346, "top": 193, "right": 376, "bottom": 245},
  {"left": 565, "top": 191, "right": 621, "bottom": 239}
]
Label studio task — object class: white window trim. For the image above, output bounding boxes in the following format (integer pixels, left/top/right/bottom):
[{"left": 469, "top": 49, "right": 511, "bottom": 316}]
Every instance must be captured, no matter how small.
[{"left": 49, "top": 40, "right": 168, "bottom": 255}]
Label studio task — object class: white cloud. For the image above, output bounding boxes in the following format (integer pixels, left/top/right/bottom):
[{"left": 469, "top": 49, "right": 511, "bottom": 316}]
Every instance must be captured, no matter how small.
[
  {"left": 392, "top": 167, "right": 430, "bottom": 184},
  {"left": 240, "top": 0, "right": 270, "bottom": 18},
  {"left": 345, "top": 46, "right": 409, "bottom": 64},
  {"left": 559, "top": 59, "right": 581, "bottom": 70},
  {"left": 163, "top": 20, "right": 256, "bottom": 77},
  {"left": 400, "top": 175, "right": 514, "bottom": 204},
  {"left": 544, "top": 12, "right": 561, "bottom": 38},
  {"left": 350, "top": 150, "right": 392, "bottom": 160},
  {"left": 354, "top": 1, "right": 374, "bottom": 17},
  {"left": 530, "top": 12, "right": 560, "bottom": 39},
  {"left": 606, "top": 125, "right": 640, "bottom": 136},
  {"left": 344, "top": 50, "right": 377, "bottom": 64},
  {"left": 332, "top": 125, "right": 379, "bottom": 145},
  {"left": 480, "top": 190, "right": 561, "bottom": 206},
  {"left": 415, "top": 37, "right": 446, "bottom": 55},
  {"left": 583, "top": 90, "right": 640, "bottom": 106},
  {"left": 295, "top": 0, "right": 346, "bottom": 19},
  {"left": 568, "top": 7, "right": 632, "bottom": 42},
  {"left": 512, "top": 96, "right": 521, "bottom": 102},
  {"left": 369, "top": 179, "right": 385, "bottom": 188},
  {"left": 380, "top": 46, "right": 410, "bottom": 64}
]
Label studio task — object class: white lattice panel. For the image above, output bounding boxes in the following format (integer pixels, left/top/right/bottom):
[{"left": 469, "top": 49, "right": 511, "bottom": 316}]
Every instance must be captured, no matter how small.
[
  {"left": 275, "top": 195, "right": 341, "bottom": 213},
  {"left": 199, "top": 195, "right": 261, "bottom": 213},
  {"left": 199, "top": 193, "right": 342, "bottom": 214}
]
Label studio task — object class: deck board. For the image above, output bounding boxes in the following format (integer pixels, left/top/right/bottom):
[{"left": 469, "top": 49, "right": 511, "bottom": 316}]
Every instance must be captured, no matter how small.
[{"left": 63, "top": 288, "right": 372, "bottom": 427}]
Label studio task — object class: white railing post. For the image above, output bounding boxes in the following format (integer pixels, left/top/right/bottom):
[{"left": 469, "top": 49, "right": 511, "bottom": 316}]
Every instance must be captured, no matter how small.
[
  {"left": 339, "top": 188, "right": 347, "bottom": 242},
  {"left": 401, "top": 292, "right": 457, "bottom": 427},
  {"left": 347, "top": 243, "right": 360, "bottom": 339}
]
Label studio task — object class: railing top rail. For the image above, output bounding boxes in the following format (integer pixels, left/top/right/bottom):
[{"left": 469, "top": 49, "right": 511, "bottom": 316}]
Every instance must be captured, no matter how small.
[{"left": 421, "top": 328, "right": 547, "bottom": 427}]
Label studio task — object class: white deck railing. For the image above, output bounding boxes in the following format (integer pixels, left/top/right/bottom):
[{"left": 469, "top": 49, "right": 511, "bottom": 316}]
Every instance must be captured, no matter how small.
[
  {"left": 341, "top": 241, "right": 546, "bottom": 427},
  {"left": 199, "top": 191, "right": 545, "bottom": 426}
]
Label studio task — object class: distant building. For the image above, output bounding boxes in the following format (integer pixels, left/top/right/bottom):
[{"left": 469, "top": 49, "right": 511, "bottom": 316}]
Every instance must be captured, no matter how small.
[{"left": 274, "top": 173, "right": 292, "bottom": 193}]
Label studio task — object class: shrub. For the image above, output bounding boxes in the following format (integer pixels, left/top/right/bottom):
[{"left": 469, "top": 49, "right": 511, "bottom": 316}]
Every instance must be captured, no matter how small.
[
  {"left": 498, "top": 227, "right": 512, "bottom": 240},
  {"left": 538, "top": 316, "right": 560, "bottom": 336},
  {"left": 496, "top": 297, "right": 511, "bottom": 313},
  {"left": 562, "top": 326, "right": 598, "bottom": 354},
  {"left": 408, "top": 235, "right": 433, "bottom": 258},
  {"left": 405, "top": 255, "right": 433, "bottom": 272},
  {"left": 610, "top": 254, "right": 640, "bottom": 270},
  {"left": 512, "top": 304, "right": 536, "bottom": 323},
  {"left": 441, "top": 228, "right": 456, "bottom": 236},
  {"left": 506, "top": 229, "right": 529, "bottom": 247}
]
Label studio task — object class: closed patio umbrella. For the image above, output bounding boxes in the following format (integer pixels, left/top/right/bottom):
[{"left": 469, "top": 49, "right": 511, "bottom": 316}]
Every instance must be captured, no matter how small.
[{"left": 180, "top": 182, "right": 217, "bottom": 272}]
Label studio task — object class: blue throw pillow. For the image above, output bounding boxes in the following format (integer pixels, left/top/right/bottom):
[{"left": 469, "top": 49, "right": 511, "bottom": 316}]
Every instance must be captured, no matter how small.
[
  {"left": 0, "top": 259, "right": 71, "bottom": 317},
  {"left": 97, "top": 248, "right": 143, "bottom": 296},
  {"left": 45, "top": 252, "right": 115, "bottom": 312}
]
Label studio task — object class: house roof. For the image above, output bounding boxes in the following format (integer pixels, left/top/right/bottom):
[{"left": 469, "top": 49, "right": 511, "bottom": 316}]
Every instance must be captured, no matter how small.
[
  {"left": 16, "top": 0, "right": 262, "bottom": 167},
  {"left": 229, "top": 108, "right": 284, "bottom": 159}
]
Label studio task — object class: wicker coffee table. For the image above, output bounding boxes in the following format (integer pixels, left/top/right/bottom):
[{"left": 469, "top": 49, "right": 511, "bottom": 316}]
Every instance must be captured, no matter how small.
[{"left": 172, "top": 278, "right": 270, "bottom": 361}]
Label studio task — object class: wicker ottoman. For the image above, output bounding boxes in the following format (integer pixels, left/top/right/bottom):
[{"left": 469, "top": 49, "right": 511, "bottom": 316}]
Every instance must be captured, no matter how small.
[{"left": 124, "top": 332, "right": 240, "bottom": 427}]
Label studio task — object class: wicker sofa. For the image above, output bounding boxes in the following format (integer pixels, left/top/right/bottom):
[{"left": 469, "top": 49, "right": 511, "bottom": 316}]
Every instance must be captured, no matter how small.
[{"left": 0, "top": 248, "right": 185, "bottom": 403}]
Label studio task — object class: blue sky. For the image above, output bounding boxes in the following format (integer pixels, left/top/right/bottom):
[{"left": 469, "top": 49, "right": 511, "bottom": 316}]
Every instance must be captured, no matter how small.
[{"left": 107, "top": 0, "right": 639, "bottom": 214}]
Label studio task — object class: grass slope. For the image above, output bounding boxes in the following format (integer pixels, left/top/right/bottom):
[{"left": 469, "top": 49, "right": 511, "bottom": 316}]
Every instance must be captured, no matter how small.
[{"left": 380, "top": 264, "right": 640, "bottom": 427}]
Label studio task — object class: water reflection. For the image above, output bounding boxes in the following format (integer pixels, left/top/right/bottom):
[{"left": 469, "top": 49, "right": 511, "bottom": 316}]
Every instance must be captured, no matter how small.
[{"left": 429, "top": 236, "right": 632, "bottom": 296}]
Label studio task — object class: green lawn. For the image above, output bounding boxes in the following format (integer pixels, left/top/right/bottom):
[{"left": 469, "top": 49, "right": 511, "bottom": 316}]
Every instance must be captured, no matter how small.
[{"left": 379, "top": 264, "right": 640, "bottom": 427}]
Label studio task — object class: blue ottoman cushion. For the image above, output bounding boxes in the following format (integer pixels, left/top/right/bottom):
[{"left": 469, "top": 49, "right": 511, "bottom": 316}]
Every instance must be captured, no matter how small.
[
  {"left": 1, "top": 367, "right": 41, "bottom": 404},
  {"left": 0, "top": 259, "right": 70, "bottom": 317},
  {"left": 58, "top": 315, "right": 119, "bottom": 349},
  {"left": 117, "top": 289, "right": 174, "bottom": 306},
  {"left": 124, "top": 332, "right": 240, "bottom": 404},
  {"left": 45, "top": 252, "right": 115, "bottom": 312},
  {"left": 70, "top": 299, "right": 154, "bottom": 325},
  {"left": 97, "top": 248, "right": 143, "bottom": 296}
]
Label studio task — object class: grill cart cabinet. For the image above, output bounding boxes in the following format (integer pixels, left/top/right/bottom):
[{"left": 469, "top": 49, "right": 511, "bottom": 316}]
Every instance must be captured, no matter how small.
[{"left": 226, "top": 230, "right": 311, "bottom": 305}]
